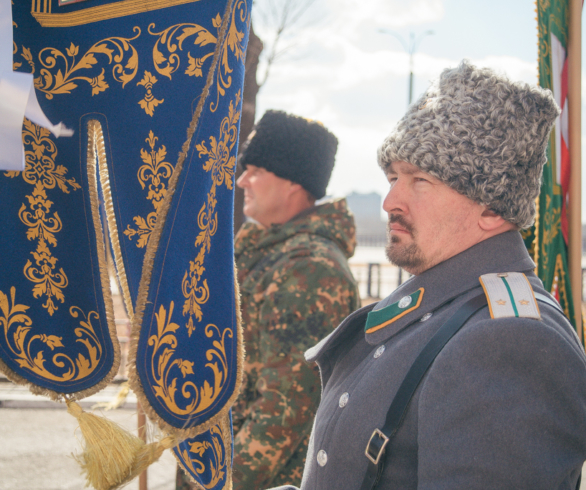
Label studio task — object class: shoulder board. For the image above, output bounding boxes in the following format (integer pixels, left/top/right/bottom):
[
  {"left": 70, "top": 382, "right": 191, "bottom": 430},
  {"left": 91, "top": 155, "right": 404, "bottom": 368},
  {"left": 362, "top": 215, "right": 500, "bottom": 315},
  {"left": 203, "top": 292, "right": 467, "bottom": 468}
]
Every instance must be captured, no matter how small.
[{"left": 479, "top": 272, "right": 541, "bottom": 320}]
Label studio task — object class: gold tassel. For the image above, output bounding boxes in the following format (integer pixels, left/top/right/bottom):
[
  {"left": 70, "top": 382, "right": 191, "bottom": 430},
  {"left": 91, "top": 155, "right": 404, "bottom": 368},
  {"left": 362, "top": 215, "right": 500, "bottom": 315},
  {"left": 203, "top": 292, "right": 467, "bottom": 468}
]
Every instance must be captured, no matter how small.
[{"left": 66, "top": 400, "right": 179, "bottom": 490}]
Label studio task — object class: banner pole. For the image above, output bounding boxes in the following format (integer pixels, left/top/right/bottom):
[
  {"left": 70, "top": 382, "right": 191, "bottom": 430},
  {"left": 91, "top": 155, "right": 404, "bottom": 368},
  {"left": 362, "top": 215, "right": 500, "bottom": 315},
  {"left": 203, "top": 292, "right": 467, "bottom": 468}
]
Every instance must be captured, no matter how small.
[
  {"left": 138, "top": 402, "right": 148, "bottom": 490},
  {"left": 568, "top": 0, "right": 583, "bottom": 341}
]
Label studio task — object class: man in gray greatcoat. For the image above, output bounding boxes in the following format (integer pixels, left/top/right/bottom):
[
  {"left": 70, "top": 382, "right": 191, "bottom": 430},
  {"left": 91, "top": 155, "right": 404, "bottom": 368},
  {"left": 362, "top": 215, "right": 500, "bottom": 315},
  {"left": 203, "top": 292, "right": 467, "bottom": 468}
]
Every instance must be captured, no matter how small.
[{"left": 268, "top": 60, "right": 586, "bottom": 489}]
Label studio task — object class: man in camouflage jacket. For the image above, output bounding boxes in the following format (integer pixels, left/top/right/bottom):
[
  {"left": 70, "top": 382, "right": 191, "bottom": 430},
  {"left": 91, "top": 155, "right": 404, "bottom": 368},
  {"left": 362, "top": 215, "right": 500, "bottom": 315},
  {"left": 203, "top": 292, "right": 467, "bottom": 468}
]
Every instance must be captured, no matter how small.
[{"left": 231, "top": 111, "right": 360, "bottom": 489}]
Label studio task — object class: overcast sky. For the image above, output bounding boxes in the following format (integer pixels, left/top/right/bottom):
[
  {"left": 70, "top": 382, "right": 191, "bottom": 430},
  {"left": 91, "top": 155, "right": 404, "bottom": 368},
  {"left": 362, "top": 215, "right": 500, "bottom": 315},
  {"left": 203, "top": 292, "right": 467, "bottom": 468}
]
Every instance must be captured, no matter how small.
[{"left": 252, "top": 0, "right": 586, "bottom": 220}]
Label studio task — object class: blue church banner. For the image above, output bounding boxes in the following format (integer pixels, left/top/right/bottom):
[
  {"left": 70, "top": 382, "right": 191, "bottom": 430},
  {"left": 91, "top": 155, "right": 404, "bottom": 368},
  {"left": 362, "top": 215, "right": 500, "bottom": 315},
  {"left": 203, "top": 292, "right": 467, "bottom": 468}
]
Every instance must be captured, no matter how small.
[{"left": 2, "top": 1, "right": 249, "bottom": 487}]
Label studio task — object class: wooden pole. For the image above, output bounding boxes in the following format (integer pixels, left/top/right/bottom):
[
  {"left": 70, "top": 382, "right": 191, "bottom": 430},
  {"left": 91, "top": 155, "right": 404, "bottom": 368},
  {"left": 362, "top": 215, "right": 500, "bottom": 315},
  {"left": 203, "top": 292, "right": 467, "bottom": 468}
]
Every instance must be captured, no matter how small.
[
  {"left": 138, "top": 402, "right": 148, "bottom": 490},
  {"left": 568, "top": 0, "right": 583, "bottom": 341}
]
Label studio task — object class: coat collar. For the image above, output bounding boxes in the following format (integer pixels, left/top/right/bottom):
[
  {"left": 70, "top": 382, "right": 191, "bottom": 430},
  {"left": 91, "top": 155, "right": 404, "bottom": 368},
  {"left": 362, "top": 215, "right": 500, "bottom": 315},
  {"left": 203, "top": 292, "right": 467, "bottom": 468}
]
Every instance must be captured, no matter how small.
[
  {"left": 365, "top": 231, "right": 535, "bottom": 344},
  {"left": 306, "top": 231, "right": 535, "bottom": 362}
]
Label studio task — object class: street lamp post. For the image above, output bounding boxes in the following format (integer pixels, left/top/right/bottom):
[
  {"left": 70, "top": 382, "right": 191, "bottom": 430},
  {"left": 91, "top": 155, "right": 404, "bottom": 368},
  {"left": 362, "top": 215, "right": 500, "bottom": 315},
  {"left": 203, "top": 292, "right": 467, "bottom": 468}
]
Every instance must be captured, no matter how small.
[{"left": 379, "top": 29, "right": 434, "bottom": 106}]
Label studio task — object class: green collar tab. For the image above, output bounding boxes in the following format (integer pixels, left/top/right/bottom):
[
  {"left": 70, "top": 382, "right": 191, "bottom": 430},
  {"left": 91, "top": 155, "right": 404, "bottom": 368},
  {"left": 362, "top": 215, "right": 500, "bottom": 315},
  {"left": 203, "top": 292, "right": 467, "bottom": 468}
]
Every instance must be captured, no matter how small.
[{"left": 365, "top": 288, "right": 424, "bottom": 334}]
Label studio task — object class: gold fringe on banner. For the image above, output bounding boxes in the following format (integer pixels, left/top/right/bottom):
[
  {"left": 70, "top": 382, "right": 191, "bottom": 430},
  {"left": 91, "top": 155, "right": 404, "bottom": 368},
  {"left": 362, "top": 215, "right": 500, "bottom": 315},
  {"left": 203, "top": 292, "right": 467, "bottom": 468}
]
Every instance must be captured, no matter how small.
[{"left": 88, "top": 119, "right": 135, "bottom": 322}]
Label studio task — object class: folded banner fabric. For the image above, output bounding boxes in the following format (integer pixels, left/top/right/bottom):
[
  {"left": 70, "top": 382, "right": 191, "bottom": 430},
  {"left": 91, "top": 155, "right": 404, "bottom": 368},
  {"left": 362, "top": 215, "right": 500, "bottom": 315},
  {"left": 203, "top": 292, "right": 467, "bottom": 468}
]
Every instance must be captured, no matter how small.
[{"left": 2, "top": 1, "right": 249, "bottom": 487}]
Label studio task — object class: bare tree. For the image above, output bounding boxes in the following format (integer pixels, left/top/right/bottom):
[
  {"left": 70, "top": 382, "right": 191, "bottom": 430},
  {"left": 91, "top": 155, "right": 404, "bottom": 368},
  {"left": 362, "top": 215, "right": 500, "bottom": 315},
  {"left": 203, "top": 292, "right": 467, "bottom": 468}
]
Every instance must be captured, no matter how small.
[{"left": 253, "top": 0, "right": 318, "bottom": 88}]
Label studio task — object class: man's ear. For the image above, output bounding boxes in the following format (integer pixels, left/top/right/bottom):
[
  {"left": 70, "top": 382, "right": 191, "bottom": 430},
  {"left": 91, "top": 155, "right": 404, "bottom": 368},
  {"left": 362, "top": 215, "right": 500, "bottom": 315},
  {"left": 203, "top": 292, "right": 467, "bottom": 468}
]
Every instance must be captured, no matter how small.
[
  {"left": 478, "top": 208, "right": 509, "bottom": 232},
  {"left": 287, "top": 181, "right": 306, "bottom": 198}
]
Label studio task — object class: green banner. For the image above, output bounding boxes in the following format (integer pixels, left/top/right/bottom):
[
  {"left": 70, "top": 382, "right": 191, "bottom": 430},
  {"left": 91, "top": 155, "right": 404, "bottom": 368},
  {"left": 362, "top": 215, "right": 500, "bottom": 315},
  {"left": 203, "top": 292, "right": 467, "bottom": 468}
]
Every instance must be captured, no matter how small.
[{"left": 524, "top": 0, "right": 577, "bottom": 332}]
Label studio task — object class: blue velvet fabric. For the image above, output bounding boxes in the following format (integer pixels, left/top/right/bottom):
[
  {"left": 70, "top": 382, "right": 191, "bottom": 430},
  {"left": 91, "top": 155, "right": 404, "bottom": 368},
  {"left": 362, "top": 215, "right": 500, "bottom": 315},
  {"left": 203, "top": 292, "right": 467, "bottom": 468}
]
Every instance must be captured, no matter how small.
[{"left": 2, "top": 2, "right": 249, "bottom": 487}]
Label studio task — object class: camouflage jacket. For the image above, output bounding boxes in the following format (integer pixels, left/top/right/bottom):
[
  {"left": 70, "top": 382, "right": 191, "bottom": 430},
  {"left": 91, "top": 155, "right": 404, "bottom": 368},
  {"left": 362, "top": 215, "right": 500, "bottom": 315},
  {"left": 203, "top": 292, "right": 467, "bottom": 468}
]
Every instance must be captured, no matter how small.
[{"left": 232, "top": 198, "right": 360, "bottom": 490}]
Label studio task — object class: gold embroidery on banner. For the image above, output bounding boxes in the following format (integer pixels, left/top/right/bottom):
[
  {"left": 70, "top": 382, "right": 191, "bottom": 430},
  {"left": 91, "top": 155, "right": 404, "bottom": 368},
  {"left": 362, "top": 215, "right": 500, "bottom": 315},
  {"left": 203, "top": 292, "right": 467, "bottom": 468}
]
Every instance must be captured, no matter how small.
[
  {"left": 181, "top": 90, "right": 240, "bottom": 336},
  {"left": 33, "top": 32, "right": 140, "bottom": 99},
  {"left": 20, "top": 47, "right": 35, "bottom": 73},
  {"left": 32, "top": 0, "right": 202, "bottom": 28},
  {"left": 0, "top": 117, "right": 119, "bottom": 396},
  {"left": 7, "top": 119, "right": 80, "bottom": 192},
  {"left": 145, "top": 90, "right": 241, "bottom": 417},
  {"left": 149, "top": 302, "right": 232, "bottom": 416},
  {"left": 13, "top": 41, "right": 22, "bottom": 71},
  {"left": 147, "top": 0, "right": 247, "bottom": 113},
  {"left": 541, "top": 205, "right": 561, "bottom": 271},
  {"left": 126, "top": 0, "right": 243, "bottom": 436},
  {"left": 4, "top": 119, "right": 81, "bottom": 315},
  {"left": 124, "top": 131, "right": 175, "bottom": 249},
  {"left": 138, "top": 71, "right": 164, "bottom": 116},
  {"left": 20, "top": 183, "right": 68, "bottom": 316},
  {"left": 0, "top": 287, "right": 102, "bottom": 381},
  {"left": 176, "top": 416, "right": 232, "bottom": 489},
  {"left": 148, "top": 21, "right": 218, "bottom": 80},
  {"left": 211, "top": 0, "right": 246, "bottom": 112}
]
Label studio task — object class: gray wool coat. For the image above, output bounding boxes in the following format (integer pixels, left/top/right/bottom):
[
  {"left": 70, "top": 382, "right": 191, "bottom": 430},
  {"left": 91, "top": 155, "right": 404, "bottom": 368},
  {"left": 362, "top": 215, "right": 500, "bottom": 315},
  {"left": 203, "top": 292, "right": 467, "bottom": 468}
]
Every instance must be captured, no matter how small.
[{"left": 269, "top": 231, "right": 586, "bottom": 490}]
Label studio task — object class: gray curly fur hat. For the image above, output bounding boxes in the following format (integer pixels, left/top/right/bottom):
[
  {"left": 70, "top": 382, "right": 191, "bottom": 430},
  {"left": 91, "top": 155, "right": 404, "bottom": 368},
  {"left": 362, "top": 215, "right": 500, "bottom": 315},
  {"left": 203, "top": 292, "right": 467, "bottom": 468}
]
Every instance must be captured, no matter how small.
[
  {"left": 378, "top": 60, "right": 560, "bottom": 229},
  {"left": 239, "top": 110, "right": 338, "bottom": 199}
]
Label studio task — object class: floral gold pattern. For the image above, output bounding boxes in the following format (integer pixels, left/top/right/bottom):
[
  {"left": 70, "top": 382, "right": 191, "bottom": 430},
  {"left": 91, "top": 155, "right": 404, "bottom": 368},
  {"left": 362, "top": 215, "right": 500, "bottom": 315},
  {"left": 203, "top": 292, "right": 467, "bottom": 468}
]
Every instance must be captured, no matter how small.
[
  {"left": 149, "top": 20, "right": 218, "bottom": 80},
  {"left": 175, "top": 416, "right": 232, "bottom": 489},
  {"left": 0, "top": 287, "right": 103, "bottom": 382},
  {"left": 33, "top": 32, "right": 140, "bottom": 99},
  {"left": 20, "top": 183, "right": 68, "bottom": 316},
  {"left": 210, "top": 0, "right": 246, "bottom": 112},
  {"left": 124, "top": 131, "right": 175, "bottom": 249},
  {"left": 147, "top": 0, "right": 247, "bottom": 113},
  {"left": 181, "top": 90, "right": 240, "bottom": 337},
  {"left": 149, "top": 301, "right": 233, "bottom": 415},
  {"left": 138, "top": 70, "right": 164, "bottom": 116},
  {"left": 4, "top": 119, "right": 81, "bottom": 316}
]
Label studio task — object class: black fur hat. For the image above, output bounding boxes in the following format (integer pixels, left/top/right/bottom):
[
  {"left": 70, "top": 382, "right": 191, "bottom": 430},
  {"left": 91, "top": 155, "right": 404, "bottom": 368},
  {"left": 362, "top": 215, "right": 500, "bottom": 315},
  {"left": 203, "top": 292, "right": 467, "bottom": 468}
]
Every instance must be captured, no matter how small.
[{"left": 239, "top": 110, "right": 338, "bottom": 199}]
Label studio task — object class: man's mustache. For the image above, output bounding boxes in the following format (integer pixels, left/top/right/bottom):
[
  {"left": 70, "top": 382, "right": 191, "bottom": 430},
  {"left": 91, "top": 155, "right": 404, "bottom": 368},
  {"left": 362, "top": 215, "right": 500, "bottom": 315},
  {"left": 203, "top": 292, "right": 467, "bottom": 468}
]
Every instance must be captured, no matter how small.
[{"left": 388, "top": 214, "right": 413, "bottom": 234}]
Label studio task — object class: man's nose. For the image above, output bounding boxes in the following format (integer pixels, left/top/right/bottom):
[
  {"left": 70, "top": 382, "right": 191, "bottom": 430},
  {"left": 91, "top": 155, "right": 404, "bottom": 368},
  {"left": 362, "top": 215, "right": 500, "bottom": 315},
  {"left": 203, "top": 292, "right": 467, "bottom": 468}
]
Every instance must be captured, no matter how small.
[
  {"left": 236, "top": 169, "right": 249, "bottom": 188},
  {"left": 382, "top": 181, "right": 407, "bottom": 214}
]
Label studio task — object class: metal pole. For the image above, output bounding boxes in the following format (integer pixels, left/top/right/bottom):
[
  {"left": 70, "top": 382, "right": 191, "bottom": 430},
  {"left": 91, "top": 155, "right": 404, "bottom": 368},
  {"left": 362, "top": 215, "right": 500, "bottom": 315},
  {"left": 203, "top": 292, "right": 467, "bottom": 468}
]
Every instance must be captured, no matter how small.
[
  {"left": 408, "top": 32, "right": 415, "bottom": 104},
  {"left": 138, "top": 402, "right": 148, "bottom": 490},
  {"left": 367, "top": 264, "right": 374, "bottom": 297},
  {"left": 568, "top": 0, "right": 583, "bottom": 341}
]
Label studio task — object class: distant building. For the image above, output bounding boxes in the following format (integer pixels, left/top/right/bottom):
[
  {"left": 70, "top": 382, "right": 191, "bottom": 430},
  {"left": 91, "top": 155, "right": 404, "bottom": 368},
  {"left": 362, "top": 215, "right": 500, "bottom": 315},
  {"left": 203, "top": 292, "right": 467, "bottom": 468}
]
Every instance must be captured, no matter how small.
[{"left": 345, "top": 191, "right": 387, "bottom": 247}]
